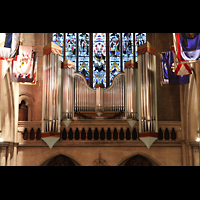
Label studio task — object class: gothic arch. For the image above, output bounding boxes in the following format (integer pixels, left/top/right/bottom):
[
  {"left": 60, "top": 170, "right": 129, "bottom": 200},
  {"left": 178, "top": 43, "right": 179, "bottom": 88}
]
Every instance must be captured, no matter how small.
[
  {"left": 39, "top": 153, "right": 82, "bottom": 166},
  {"left": 117, "top": 152, "right": 163, "bottom": 166},
  {"left": 19, "top": 93, "right": 35, "bottom": 121}
]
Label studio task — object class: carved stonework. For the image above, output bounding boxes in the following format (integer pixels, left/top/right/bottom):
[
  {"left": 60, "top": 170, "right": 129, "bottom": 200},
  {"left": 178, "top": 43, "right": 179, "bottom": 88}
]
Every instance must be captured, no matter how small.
[{"left": 92, "top": 151, "right": 109, "bottom": 166}]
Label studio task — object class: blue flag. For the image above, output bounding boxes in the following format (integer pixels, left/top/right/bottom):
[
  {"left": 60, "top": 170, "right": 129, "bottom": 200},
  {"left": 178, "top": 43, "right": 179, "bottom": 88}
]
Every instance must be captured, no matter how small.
[
  {"left": 4, "top": 33, "right": 13, "bottom": 48},
  {"left": 162, "top": 51, "right": 189, "bottom": 85},
  {"left": 179, "top": 33, "right": 200, "bottom": 61}
]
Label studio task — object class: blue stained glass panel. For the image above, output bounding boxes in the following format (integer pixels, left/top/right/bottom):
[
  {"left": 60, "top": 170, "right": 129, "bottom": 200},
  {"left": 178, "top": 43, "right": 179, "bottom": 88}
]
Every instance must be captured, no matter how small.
[
  {"left": 78, "top": 33, "right": 90, "bottom": 84},
  {"left": 93, "top": 33, "right": 106, "bottom": 88},
  {"left": 52, "top": 33, "right": 64, "bottom": 62},
  {"left": 122, "top": 33, "right": 134, "bottom": 71},
  {"left": 135, "top": 33, "right": 146, "bottom": 62},
  {"left": 109, "top": 33, "right": 121, "bottom": 85},
  {"left": 65, "top": 33, "right": 77, "bottom": 66}
]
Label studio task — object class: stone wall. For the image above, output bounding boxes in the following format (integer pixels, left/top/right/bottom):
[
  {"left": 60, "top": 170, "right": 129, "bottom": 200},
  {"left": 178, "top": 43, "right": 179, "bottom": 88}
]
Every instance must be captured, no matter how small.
[{"left": 148, "top": 33, "right": 181, "bottom": 121}]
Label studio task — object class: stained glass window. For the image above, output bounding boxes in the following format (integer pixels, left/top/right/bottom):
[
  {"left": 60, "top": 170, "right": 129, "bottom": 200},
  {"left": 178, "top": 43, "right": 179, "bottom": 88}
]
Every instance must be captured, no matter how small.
[
  {"left": 122, "top": 33, "right": 134, "bottom": 72},
  {"left": 109, "top": 33, "right": 121, "bottom": 85},
  {"left": 52, "top": 33, "right": 147, "bottom": 88},
  {"left": 135, "top": 33, "right": 146, "bottom": 62},
  {"left": 65, "top": 33, "right": 77, "bottom": 67},
  {"left": 93, "top": 33, "right": 106, "bottom": 88},
  {"left": 52, "top": 33, "right": 64, "bottom": 62},
  {"left": 78, "top": 33, "right": 90, "bottom": 84}
]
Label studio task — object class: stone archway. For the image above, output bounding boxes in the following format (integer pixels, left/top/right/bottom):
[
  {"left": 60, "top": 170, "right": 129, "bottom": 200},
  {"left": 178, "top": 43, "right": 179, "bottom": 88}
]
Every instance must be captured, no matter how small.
[
  {"left": 124, "top": 155, "right": 153, "bottom": 166},
  {"left": 47, "top": 155, "right": 76, "bottom": 166},
  {"left": 118, "top": 153, "right": 162, "bottom": 166}
]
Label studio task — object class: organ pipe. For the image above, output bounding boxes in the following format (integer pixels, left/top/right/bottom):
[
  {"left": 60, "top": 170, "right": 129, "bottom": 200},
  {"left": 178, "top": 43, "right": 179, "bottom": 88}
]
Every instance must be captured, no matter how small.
[
  {"left": 104, "top": 73, "right": 125, "bottom": 112},
  {"left": 137, "top": 42, "right": 158, "bottom": 134},
  {"left": 125, "top": 60, "right": 137, "bottom": 119},
  {"left": 62, "top": 60, "right": 75, "bottom": 119},
  {"left": 74, "top": 73, "right": 96, "bottom": 112},
  {"left": 42, "top": 42, "right": 62, "bottom": 134},
  {"left": 73, "top": 73, "right": 125, "bottom": 114}
]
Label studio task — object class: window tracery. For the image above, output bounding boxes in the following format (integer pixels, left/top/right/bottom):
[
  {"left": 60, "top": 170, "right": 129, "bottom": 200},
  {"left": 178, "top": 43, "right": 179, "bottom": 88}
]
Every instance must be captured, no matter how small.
[{"left": 52, "top": 33, "right": 146, "bottom": 88}]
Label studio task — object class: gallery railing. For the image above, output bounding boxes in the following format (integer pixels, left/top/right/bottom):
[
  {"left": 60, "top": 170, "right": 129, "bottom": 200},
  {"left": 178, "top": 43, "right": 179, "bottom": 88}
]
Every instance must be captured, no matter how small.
[{"left": 18, "top": 121, "right": 180, "bottom": 142}]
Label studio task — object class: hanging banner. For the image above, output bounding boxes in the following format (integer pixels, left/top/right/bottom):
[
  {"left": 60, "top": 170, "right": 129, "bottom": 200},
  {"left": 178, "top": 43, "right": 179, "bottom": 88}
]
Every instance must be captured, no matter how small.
[
  {"left": 0, "top": 33, "right": 20, "bottom": 60},
  {"left": 161, "top": 50, "right": 189, "bottom": 85},
  {"left": 20, "top": 53, "right": 37, "bottom": 85},
  {"left": 12, "top": 46, "right": 36, "bottom": 83},
  {"left": 172, "top": 33, "right": 200, "bottom": 76}
]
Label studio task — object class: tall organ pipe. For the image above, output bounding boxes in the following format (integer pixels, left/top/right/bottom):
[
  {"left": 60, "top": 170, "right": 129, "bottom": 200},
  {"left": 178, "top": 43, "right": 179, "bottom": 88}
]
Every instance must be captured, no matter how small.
[
  {"left": 104, "top": 73, "right": 125, "bottom": 112},
  {"left": 62, "top": 60, "right": 75, "bottom": 120},
  {"left": 137, "top": 42, "right": 158, "bottom": 133},
  {"left": 74, "top": 73, "right": 96, "bottom": 112},
  {"left": 125, "top": 60, "right": 137, "bottom": 119},
  {"left": 42, "top": 42, "right": 62, "bottom": 134}
]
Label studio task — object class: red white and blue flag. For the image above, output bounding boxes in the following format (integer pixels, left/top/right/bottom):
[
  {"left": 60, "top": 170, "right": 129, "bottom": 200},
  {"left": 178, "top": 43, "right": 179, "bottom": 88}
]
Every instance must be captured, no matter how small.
[
  {"left": 12, "top": 45, "right": 36, "bottom": 83},
  {"left": 172, "top": 33, "right": 200, "bottom": 76}
]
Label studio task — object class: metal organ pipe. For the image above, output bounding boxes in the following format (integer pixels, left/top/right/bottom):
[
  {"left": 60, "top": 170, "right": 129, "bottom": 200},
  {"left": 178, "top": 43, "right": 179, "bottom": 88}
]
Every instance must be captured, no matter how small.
[
  {"left": 42, "top": 42, "right": 62, "bottom": 134},
  {"left": 62, "top": 61, "right": 75, "bottom": 120},
  {"left": 125, "top": 62, "right": 137, "bottom": 120},
  {"left": 64, "top": 71, "right": 125, "bottom": 117},
  {"left": 103, "top": 73, "right": 125, "bottom": 112},
  {"left": 137, "top": 42, "right": 158, "bottom": 134},
  {"left": 74, "top": 73, "right": 96, "bottom": 112}
]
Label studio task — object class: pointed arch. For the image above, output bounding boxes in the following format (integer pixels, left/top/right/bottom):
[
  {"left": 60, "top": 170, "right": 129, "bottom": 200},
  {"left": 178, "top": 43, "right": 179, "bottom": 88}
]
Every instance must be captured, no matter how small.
[
  {"left": 38, "top": 153, "right": 82, "bottom": 166},
  {"left": 117, "top": 152, "right": 163, "bottom": 166}
]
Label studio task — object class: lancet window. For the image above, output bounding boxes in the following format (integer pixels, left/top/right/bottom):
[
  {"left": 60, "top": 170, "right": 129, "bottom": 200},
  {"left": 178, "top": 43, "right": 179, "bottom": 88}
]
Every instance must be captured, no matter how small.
[{"left": 52, "top": 33, "right": 146, "bottom": 88}]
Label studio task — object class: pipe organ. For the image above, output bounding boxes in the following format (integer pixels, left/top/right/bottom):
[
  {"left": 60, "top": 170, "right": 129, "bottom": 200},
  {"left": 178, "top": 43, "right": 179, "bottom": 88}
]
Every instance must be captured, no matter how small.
[
  {"left": 42, "top": 41, "right": 158, "bottom": 149},
  {"left": 42, "top": 42, "right": 62, "bottom": 136}
]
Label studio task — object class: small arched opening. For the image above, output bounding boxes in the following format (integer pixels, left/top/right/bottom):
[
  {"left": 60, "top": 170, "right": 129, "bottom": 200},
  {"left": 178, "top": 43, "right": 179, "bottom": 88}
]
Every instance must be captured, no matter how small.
[
  {"left": 18, "top": 100, "right": 28, "bottom": 121},
  {"left": 18, "top": 94, "right": 35, "bottom": 121}
]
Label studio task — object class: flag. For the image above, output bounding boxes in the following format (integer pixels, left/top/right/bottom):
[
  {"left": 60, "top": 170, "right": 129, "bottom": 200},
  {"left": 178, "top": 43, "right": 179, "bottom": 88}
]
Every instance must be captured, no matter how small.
[
  {"left": 0, "top": 33, "right": 20, "bottom": 60},
  {"left": 162, "top": 51, "right": 189, "bottom": 85},
  {"left": 172, "top": 33, "right": 200, "bottom": 76},
  {"left": 12, "top": 46, "right": 34, "bottom": 83},
  {"left": 20, "top": 51, "right": 37, "bottom": 85},
  {"left": 4, "top": 33, "right": 13, "bottom": 48},
  {"left": 172, "top": 45, "right": 192, "bottom": 76},
  {"left": 180, "top": 33, "right": 200, "bottom": 60}
]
